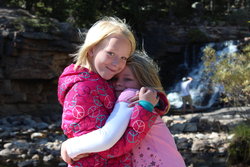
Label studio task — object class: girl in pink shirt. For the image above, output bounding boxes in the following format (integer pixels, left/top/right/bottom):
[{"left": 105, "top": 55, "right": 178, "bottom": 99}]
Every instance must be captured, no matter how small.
[
  {"left": 58, "top": 17, "right": 160, "bottom": 167},
  {"left": 62, "top": 51, "right": 186, "bottom": 167}
]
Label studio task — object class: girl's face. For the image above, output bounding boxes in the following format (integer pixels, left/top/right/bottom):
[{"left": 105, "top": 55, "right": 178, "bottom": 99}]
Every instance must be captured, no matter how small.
[
  {"left": 89, "top": 34, "right": 131, "bottom": 80},
  {"left": 112, "top": 66, "right": 140, "bottom": 97}
]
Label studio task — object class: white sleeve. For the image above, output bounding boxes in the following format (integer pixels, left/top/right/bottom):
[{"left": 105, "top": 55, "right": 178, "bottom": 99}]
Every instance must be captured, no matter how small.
[{"left": 66, "top": 102, "right": 132, "bottom": 158}]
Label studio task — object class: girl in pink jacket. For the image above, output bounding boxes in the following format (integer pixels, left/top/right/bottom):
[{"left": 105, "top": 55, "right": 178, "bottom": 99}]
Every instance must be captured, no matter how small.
[
  {"left": 61, "top": 51, "right": 186, "bottom": 167},
  {"left": 58, "top": 17, "right": 160, "bottom": 167}
]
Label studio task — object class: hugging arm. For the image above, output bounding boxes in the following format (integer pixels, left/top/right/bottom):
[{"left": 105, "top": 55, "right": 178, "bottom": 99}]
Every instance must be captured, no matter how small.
[
  {"left": 97, "top": 104, "right": 157, "bottom": 158},
  {"left": 63, "top": 88, "right": 158, "bottom": 159},
  {"left": 65, "top": 101, "right": 133, "bottom": 158}
]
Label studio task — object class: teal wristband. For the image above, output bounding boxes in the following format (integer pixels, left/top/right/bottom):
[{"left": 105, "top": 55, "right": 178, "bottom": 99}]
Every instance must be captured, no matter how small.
[{"left": 138, "top": 100, "right": 154, "bottom": 112}]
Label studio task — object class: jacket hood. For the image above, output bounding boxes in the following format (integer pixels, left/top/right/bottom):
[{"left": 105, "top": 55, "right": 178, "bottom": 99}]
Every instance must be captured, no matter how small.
[{"left": 57, "top": 64, "right": 101, "bottom": 105}]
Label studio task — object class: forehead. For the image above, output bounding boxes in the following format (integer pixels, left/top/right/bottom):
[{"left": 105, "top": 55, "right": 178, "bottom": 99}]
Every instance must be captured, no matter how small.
[
  {"left": 117, "top": 66, "right": 133, "bottom": 76},
  {"left": 101, "top": 34, "right": 131, "bottom": 52}
]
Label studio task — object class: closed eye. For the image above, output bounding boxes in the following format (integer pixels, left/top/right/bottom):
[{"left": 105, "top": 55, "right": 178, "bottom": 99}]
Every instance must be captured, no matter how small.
[{"left": 124, "top": 78, "right": 134, "bottom": 81}]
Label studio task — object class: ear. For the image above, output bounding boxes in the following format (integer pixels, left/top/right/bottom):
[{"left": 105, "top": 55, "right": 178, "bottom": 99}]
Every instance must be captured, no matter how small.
[{"left": 88, "top": 47, "right": 94, "bottom": 57}]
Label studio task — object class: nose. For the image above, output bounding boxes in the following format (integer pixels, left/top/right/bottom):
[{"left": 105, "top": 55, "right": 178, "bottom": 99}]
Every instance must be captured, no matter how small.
[
  {"left": 114, "top": 78, "right": 122, "bottom": 87},
  {"left": 111, "top": 56, "right": 120, "bottom": 66}
]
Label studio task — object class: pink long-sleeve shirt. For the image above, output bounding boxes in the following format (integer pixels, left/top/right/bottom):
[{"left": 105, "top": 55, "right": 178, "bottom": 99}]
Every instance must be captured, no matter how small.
[
  {"left": 58, "top": 64, "right": 158, "bottom": 167},
  {"left": 111, "top": 89, "right": 186, "bottom": 167}
]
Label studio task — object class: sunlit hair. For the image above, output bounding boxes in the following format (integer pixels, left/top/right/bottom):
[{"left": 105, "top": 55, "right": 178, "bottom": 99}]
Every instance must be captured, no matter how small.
[
  {"left": 127, "top": 50, "right": 165, "bottom": 94},
  {"left": 72, "top": 16, "right": 136, "bottom": 70}
]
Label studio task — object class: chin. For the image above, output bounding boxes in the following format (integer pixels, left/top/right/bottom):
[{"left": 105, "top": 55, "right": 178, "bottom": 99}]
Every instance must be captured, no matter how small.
[{"left": 102, "top": 75, "right": 113, "bottom": 80}]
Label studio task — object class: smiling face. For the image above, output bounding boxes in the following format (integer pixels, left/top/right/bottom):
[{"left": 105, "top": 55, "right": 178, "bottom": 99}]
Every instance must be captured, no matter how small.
[
  {"left": 112, "top": 66, "right": 140, "bottom": 97},
  {"left": 89, "top": 34, "right": 131, "bottom": 80}
]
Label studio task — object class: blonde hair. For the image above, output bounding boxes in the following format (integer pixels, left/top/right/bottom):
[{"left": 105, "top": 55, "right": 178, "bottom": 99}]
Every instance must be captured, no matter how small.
[
  {"left": 73, "top": 17, "right": 136, "bottom": 70},
  {"left": 127, "top": 50, "right": 165, "bottom": 94}
]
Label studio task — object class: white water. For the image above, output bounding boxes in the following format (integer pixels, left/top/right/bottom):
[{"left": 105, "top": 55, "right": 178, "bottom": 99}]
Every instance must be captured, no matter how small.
[{"left": 167, "top": 40, "right": 239, "bottom": 109}]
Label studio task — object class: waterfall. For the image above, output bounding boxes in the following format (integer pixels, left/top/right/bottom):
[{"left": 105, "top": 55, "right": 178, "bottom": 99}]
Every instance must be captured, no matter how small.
[{"left": 167, "top": 40, "right": 239, "bottom": 109}]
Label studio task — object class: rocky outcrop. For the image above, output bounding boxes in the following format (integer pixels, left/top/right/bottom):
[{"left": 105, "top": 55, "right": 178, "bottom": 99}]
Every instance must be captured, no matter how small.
[
  {"left": 0, "top": 8, "right": 83, "bottom": 116},
  {"left": 0, "top": 8, "right": 249, "bottom": 116}
]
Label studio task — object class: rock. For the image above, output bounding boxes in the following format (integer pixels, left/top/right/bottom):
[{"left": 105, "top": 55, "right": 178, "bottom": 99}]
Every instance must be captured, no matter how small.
[
  {"left": 35, "top": 122, "right": 49, "bottom": 130},
  {"left": 0, "top": 148, "right": 13, "bottom": 157},
  {"left": 170, "top": 123, "right": 186, "bottom": 132},
  {"left": 183, "top": 123, "right": 198, "bottom": 132},
  {"left": 58, "top": 162, "right": 67, "bottom": 167},
  {"left": 31, "top": 154, "right": 40, "bottom": 160},
  {"left": 0, "top": 131, "right": 11, "bottom": 138},
  {"left": 31, "top": 132, "right": 46, "bottom": 140},
  {"left": 195, "top": 133, "right": 205, "bottom": 139},
  {"left": 191, "top": 139, "right": 207, "bottom": 152},
  {"left": 17, "top": 160, "right": 34, "bottom": 167},
  {"left": 43, "top": 154, "right": 54, "bottom": 162}
]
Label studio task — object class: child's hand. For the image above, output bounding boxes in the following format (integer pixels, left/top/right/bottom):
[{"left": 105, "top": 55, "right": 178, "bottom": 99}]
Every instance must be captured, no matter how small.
[
  {"left": 72, "top": 153, "right": 89, "bottom": 161},
  {"left": 61, "top": 141, "right": 73, "bottom": 164},
  {"left": 127, "top": 90, "right": 139, "bottom": 107},
  {"left": 139, "top": 87, "right": 159, "bottom": 106},
  {"left": 128, "top": 87, "right": 158, "bottom": 107}
]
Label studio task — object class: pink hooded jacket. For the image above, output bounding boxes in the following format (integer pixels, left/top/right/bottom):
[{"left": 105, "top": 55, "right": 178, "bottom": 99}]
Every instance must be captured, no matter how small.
[{"left": 58, "top": 64, "right": 159, "bottom": 167}]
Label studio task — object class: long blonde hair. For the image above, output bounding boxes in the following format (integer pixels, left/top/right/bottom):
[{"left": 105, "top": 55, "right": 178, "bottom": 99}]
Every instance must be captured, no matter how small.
[
  {"left": 73, "top": 17, "right": 136, "bottom": 70},
  {"left": 127, "top": 50, "right": 165, "bottom": 94}
]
